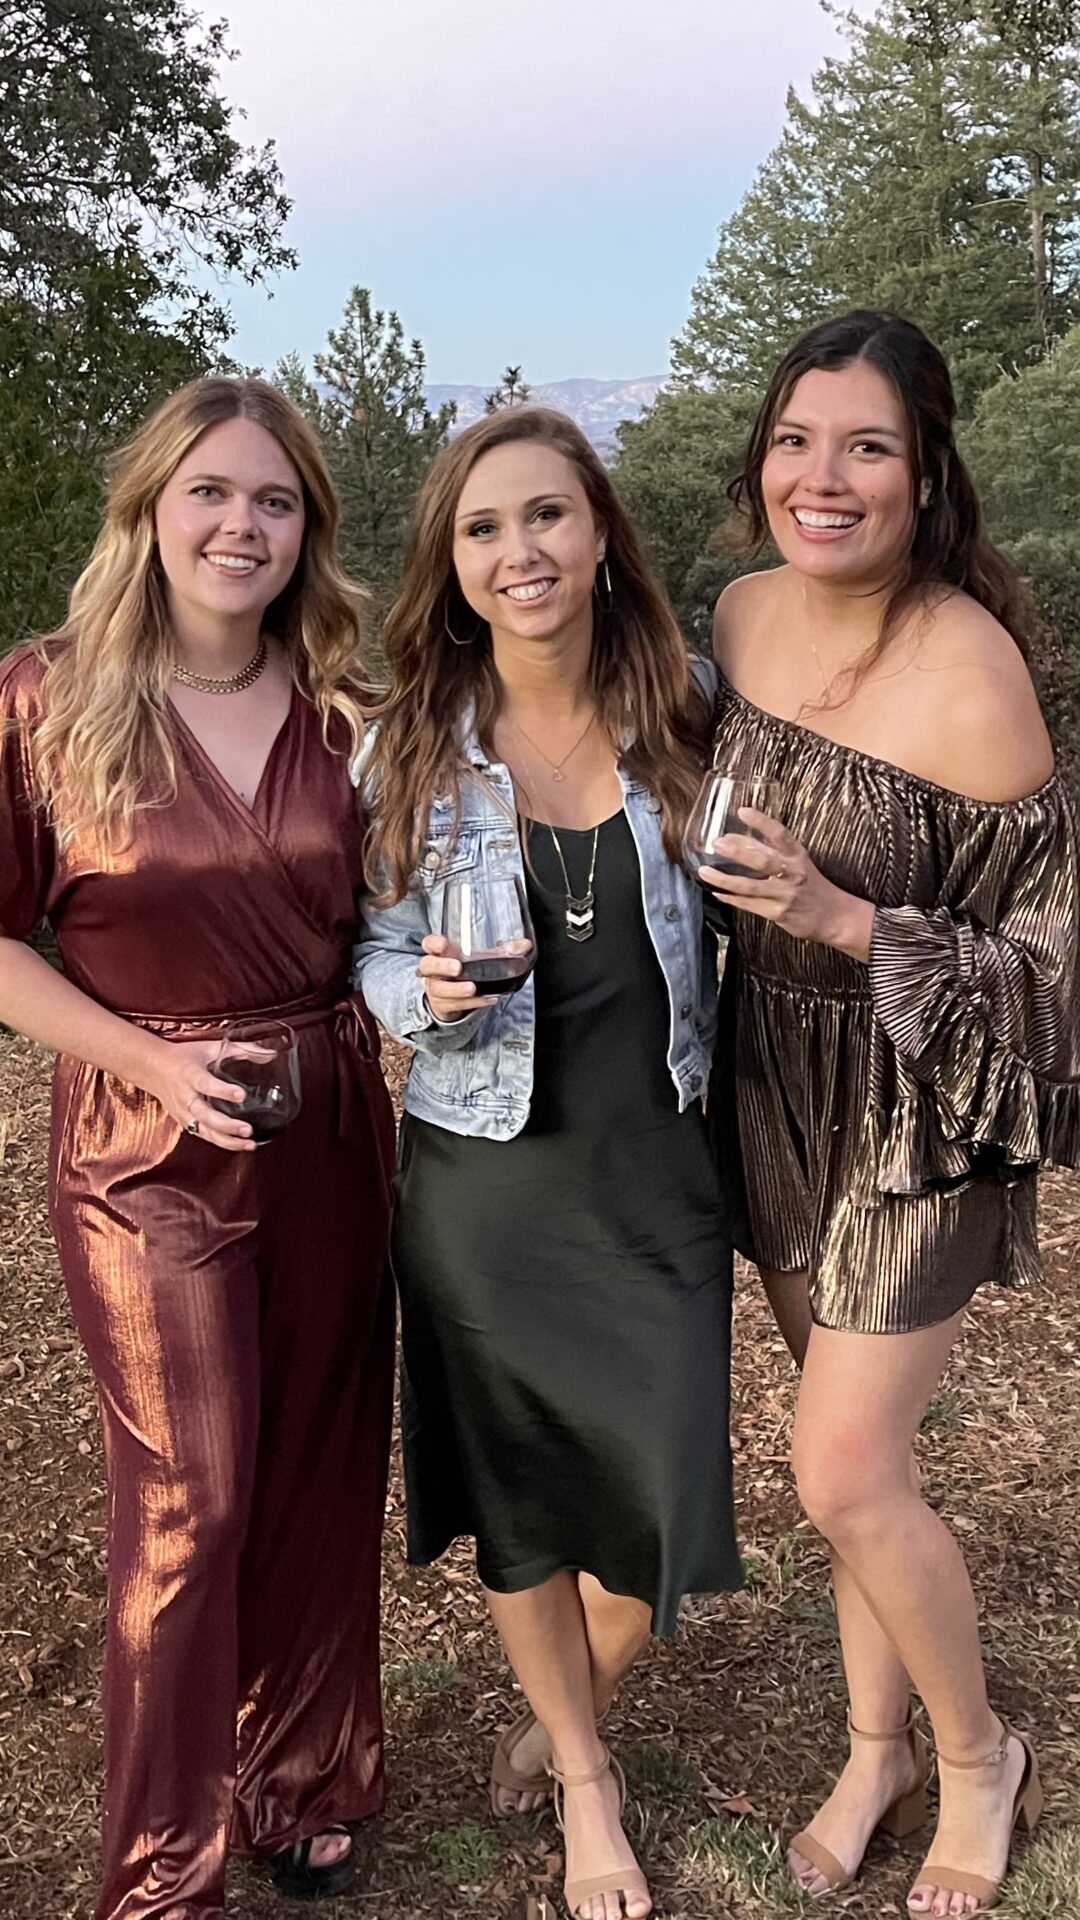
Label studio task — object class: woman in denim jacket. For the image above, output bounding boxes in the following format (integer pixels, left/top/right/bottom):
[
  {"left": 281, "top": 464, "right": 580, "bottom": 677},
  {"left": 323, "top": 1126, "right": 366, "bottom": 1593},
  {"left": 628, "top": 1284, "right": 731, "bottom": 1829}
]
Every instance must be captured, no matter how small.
[{"left": 356, "top": 408, "right": 740, "bottom": 1920}]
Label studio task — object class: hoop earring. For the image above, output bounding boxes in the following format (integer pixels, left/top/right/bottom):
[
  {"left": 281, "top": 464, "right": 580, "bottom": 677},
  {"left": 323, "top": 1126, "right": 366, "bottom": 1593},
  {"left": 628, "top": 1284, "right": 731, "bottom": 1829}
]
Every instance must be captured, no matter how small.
[
  {"left": 594, "top": 558, "right": 613, "bottom": 609},
  {"left": 443, "top": 601, "right": 475, "bottom": 646}
]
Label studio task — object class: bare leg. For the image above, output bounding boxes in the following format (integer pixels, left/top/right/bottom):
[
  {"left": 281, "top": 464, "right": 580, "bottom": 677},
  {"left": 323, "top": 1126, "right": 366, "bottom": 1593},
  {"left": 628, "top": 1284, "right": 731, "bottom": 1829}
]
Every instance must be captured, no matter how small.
[
  {"left": 492, "top": 1573, "right": 651, "bottom": 1814},
  {"left": 580, "top": 1572, "right": 653, "bottom": 1718},
  {"left": 793, "top": 1318, "right": 1029, "bottom": 1918},
  {"left": 485, "top": 1574, "right": 651, "bottom": 1920},
  {"left": 763, "top": 1271, "right": 916, "bottom": 1894}
]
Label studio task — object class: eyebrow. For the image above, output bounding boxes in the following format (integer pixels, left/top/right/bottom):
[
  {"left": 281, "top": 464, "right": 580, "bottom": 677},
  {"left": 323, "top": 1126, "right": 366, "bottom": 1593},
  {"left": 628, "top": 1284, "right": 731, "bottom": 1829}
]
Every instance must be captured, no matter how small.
[
  {"left": 185, "top": 471, "right": 301, "bottom": 500},
  {"left": 455, "top": 491, "right": 575, "bottom": 524},
  {"left": 775, "top": 418, "right": 904, "bottom": 439}
]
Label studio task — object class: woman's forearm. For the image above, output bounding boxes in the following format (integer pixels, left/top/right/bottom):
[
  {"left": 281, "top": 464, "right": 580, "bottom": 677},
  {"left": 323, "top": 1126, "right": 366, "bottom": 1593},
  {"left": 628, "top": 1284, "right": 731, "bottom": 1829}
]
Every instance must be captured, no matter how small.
[
  {"left": 0, "top": 938, "right": 169, "bottom": 1087},
  {"left": 825, "top": 892, "right": 876, "bottom": 964}
]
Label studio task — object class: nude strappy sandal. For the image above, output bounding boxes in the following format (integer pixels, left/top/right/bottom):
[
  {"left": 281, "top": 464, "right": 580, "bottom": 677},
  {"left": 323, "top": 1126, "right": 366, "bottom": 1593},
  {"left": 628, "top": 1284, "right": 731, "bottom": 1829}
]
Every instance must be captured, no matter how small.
[
  {"left": 907, "top": 1717, "right": 1042, "bottom": 1913},
  {"left": 790, "top": 1706, "right": 932, "bottom": 1896},
  {"left": 489, "top": 1707, "right": 553, "bottom": 1816},
  {"left": 547, "top": 1747, "right": 651, "bottom": 1918}
]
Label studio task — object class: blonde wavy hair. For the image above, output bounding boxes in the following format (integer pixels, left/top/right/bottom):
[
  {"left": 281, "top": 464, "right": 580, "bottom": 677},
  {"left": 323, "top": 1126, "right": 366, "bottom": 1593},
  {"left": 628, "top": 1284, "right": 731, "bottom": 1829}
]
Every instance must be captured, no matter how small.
[{"left": 30, "top": 376, "right": 369, "bottom": 848}]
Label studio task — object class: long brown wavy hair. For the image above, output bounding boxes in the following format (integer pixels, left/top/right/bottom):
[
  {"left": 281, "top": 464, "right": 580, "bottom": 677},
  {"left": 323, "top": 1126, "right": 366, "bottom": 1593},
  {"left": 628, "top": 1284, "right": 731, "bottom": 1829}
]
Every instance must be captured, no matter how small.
[
  {"left": 30, "top": 376, "right": 369, "bottom": 848},
  {"left": 366, "top": 406, "right": 712, "bottom": 902},
  {"left": 729, "top": 309, "right": 1033, "bottom": 680}
]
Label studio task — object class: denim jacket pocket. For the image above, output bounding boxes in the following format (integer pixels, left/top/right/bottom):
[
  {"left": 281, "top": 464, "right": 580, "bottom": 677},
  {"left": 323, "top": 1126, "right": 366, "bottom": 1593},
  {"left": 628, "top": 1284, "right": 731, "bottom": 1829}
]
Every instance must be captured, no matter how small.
[{"left": 415, "top": 826, "right": 481, "bottom": 890}]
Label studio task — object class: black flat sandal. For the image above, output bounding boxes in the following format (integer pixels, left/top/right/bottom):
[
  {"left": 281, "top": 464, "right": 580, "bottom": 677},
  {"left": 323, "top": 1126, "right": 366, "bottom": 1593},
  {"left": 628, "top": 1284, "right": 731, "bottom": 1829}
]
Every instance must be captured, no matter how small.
[{"left": 269, "top": 1825, "right": 356, "bottom": 1900}]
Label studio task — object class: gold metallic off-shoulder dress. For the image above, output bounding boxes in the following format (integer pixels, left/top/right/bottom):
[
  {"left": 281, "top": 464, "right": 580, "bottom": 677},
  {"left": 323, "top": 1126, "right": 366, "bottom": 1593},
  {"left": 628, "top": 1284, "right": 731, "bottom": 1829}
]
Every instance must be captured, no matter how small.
[{"left": 708, "top": 677, "right": 1080, "bottom": 1333}]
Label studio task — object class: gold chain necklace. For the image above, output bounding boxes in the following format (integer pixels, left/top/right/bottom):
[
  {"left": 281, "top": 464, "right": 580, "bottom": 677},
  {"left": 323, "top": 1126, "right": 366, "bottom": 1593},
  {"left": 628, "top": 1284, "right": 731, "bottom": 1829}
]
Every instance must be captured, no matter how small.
[
  {"left": 512, "top": 711, "right": 596, "bottom": 782},
  {"left": 809, "top": 635, "right": 832, "bottom": 700},
  {"left": 173, "top": 635, "right": 268, "bottom": 695},
  {"left": 545, "top": 821, "right": 600, "bottom": 941}
]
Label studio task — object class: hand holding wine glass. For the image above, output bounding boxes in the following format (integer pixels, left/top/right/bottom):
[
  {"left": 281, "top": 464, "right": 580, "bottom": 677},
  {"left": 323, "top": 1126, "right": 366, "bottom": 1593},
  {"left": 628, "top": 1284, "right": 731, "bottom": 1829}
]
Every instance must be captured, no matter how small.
[
  {"left": 691, "top": 777, "right": 876, "bottom": 959},
  {"left": 419, "top": 875, "right": 535, "bottom": 1022},
  {"left": 683, "top": 773, "right": 784, "bottom": 881},
  {"left": 205, "top": 1020, "right": 302, "bottom": 1142}
]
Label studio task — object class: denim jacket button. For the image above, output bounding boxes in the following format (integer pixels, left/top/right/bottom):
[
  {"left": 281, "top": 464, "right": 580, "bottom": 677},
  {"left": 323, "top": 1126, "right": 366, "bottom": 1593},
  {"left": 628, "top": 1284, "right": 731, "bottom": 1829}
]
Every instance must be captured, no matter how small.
[
  {"left": 646, "top": 795, "right": 662, "bottom": 814},
  {"left": 664, "top": 904, "right": 681, "bottom": 922}
]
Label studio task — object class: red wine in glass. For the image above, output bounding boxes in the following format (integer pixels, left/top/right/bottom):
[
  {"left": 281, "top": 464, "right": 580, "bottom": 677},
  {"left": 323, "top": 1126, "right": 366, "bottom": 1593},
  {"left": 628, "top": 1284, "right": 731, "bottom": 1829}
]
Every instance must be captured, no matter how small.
[
  {"left": 442, "top": 875, "right": 536, "bottom": 996},
  {"left": 206, "top": 1020, "right": 302, "bottom": 1142},
  {"left": 683, "top": 774, "right": 782, "bottom": 882},
  {"left": 457, "top": 946, "right": 535, "bottom": 994}
]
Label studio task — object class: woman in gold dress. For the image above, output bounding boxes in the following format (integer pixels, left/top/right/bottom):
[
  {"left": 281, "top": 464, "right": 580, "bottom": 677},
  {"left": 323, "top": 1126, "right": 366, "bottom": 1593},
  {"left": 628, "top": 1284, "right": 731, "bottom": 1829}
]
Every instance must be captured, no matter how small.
[
  {"left": 703, "top": 310, "right": 1080, "bottom": 1916},
  {"left": 0, "top": 379, "right": 394, "bottom": 1917}
]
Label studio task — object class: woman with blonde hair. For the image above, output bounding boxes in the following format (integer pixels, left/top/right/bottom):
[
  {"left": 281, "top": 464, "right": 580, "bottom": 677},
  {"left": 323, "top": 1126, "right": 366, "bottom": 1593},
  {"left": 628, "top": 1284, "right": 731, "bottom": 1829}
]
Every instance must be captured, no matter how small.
[
  {"left": 356, "top": 407, "right": 742, "bottom": 1920},
  {"left": 0, "top": 377, "right": 395, "bottom": 1916}
]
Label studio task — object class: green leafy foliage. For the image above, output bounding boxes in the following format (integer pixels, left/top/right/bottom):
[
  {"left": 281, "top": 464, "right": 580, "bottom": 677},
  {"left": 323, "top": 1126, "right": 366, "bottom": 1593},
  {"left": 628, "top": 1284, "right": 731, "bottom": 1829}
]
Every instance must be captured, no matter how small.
[
  {"left": 0, "top": 258, "right": 205, "bottom": 649},
  {"left": 965, "top": 327, "right": 1080, "bottom": 588},
  {"left": 613, "top": 385, "right": 765, "bottom": 643},
  {"left": 1, "top": 0, "right": 294, "bottom": 330},
  {"left": 965, "top": 329, "right": 1080, "bottom": 792},
  {"left": 0, "top": 0, "right": 295, "bottom": 652}
]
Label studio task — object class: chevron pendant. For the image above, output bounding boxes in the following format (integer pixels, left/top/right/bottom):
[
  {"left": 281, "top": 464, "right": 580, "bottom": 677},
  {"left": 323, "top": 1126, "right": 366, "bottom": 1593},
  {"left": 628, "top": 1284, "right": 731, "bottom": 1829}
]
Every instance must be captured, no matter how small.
[{"left": 564, "top": 892, "right": 596, "bottom": 941}]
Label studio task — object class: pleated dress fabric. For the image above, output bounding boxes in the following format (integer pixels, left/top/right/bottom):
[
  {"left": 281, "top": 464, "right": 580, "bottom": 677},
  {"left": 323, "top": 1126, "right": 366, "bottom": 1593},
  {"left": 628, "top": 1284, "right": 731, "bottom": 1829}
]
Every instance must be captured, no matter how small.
[
  {"left": 0, "top": 646, "right": 396, "bottom": 1920},
  {"left": 708, "top": 677, "right": 1080, "bottom": 1333},
  {"left": 392, "top": 810, "right": 741, "bottom": 1635}
]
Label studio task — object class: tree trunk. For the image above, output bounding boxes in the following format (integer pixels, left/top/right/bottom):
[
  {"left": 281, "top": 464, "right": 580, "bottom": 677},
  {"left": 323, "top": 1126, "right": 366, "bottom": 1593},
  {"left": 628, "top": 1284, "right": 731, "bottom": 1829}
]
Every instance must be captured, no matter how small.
[{"left": 1030, "top": 165, "right": 1049, "bottom": 352}]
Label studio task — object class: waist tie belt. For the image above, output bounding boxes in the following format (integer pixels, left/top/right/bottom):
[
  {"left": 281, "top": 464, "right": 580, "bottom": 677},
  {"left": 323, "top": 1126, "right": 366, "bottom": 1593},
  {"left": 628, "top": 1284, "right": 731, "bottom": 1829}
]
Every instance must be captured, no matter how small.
[{"left": 114, "top": 989, "right": 384, "bottom": 1148}]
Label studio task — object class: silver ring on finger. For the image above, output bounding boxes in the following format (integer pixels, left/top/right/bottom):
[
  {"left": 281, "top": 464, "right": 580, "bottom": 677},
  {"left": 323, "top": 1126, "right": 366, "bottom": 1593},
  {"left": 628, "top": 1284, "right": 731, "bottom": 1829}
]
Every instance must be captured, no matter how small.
[{"left": 186, "top": 1119, "right": 200, "bottom": 1135}]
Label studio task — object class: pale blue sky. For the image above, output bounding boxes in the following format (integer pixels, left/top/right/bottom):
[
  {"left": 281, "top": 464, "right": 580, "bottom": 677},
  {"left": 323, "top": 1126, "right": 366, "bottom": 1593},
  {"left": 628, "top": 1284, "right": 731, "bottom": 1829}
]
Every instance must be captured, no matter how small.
[{"left": 206, "top": 0, "right": 875, "bottom": 385}]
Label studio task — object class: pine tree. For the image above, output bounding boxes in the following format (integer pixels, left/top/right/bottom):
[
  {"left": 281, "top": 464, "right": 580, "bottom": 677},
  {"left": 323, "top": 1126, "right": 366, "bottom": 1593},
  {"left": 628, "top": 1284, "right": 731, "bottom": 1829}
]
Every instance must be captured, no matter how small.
[
  {"left": 672, "top": 1, "right": 1080, "bottom": 402},
  {"left": 280, "top": 289, "right": 455, "bottom": 607},
  {"left": 485, "top": 365, "right": 531, "bottom": 411}
]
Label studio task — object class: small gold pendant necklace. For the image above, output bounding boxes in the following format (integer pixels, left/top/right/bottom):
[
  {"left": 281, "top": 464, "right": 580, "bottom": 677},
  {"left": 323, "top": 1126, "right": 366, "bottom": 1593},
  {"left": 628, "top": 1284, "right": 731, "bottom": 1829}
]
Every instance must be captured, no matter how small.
[
  {"left": 809, "top": 635, "right": 831, "bottom": 700},
  {"left": 173, "top": 635, "right": 268, "bottom": 695},
  {"left": 512, "top": 711, "right": 596, "bottom": 782}
]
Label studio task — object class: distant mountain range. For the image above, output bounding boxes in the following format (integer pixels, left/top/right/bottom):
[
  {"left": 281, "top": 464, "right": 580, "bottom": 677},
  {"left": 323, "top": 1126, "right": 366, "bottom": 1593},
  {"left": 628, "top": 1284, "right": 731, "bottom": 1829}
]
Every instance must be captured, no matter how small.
[{"left": 423, "top": 376, "right": 668, "bottom": 454}]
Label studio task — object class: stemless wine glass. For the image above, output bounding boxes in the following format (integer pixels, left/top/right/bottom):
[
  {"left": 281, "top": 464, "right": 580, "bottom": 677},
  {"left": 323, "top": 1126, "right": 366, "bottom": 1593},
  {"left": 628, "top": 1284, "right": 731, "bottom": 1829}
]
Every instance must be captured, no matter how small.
[
  {"left": 441, "top": 874, "right": 536, "bottom": 996},
  {"left": 207, "top": 1018, "right": 302, "bottom": 1142},
  {"left": 683, "top": 773, "right": 783, "bottom": 881}
]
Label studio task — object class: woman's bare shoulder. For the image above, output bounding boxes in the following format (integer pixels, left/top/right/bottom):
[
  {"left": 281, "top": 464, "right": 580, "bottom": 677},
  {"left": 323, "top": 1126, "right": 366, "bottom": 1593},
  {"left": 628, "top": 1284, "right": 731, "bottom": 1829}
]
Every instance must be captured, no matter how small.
[
  {"left": 712, "top": 568, "right": 785, "bottom": 670},
  {"left": 914, "top": 594, "right": 1053, "bottom": 803}
]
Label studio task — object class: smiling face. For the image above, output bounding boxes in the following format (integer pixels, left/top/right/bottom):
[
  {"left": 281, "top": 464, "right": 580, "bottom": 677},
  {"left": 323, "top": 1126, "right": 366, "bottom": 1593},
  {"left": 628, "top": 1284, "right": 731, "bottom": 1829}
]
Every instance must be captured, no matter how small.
[
  {"left": 761, "top": 361, "right": 921, "bottom": 590},
  {"left": 154, "top": 416, "right": 305, "bottom": 634},
  {"left": 451, "top": 441, "right": 606, "bottom": 649}
]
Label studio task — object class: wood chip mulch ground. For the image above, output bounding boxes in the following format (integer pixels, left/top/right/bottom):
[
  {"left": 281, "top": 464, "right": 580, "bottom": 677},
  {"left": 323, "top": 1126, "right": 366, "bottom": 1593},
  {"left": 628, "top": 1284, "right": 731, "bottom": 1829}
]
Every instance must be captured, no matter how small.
[{"left": 1, "top": 1031, "right": 1078, "bottom": 1918}]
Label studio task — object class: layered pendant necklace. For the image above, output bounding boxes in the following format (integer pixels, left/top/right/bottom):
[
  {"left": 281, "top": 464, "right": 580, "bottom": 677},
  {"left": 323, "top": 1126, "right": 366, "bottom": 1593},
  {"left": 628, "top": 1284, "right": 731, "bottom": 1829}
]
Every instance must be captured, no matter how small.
[{"left": 545, "top": 821, "right": 600, "bottom": 941}]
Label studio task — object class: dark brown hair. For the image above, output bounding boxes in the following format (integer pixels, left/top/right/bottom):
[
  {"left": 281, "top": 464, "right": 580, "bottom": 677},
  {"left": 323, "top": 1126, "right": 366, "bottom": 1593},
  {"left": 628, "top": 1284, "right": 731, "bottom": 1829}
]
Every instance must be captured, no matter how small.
[
  {"left": 365, "top": 406, "right": 711, "bottom": 902},
  {"left": 729, "top": 309, "right": 1032, "bottom": 675}
]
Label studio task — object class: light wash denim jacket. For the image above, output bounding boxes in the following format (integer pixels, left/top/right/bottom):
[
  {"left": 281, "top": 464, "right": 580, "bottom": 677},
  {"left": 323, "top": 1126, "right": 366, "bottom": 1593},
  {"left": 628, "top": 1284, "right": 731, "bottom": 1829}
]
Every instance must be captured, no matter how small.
[{"left": 354, "top": 705, "right": 717, "bottom": 1140}]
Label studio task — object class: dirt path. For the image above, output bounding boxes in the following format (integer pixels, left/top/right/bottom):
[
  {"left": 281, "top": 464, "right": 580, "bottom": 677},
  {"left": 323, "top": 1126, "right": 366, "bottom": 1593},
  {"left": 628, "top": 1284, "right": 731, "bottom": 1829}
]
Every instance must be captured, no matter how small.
[{"left": 2, "top": 1031, "right": 1077, "bottom": 1917}]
